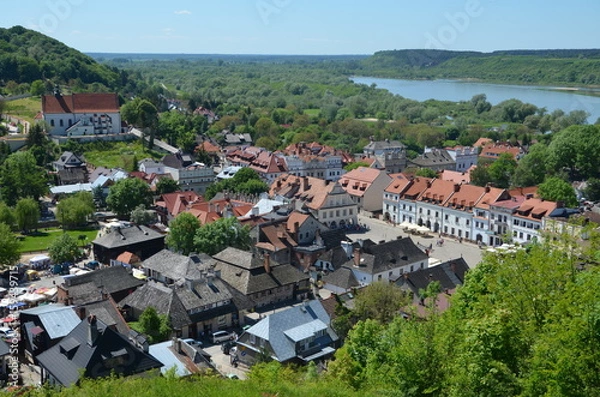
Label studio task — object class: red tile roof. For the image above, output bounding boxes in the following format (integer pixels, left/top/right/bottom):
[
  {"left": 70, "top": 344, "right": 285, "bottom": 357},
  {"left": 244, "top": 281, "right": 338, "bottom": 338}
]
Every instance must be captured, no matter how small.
[
  {"left": 475, "top": 187, "right": 509, "bottom": 210},
  {"left": 439, "top": 170, "right": 471, "bottom": 184},
  {"left": 195, "top": 141, "right": 221, "bottom": 154},
  {"left": 473, "top": 137, "right": 493, "bottom": 148},
  {"left": 287, "top": 212, "right": 311, "bottom": 232},
  {"left": 479, "top": 143, "right": 523, "bottom": 160},
  {"left": 270, "top": 174, "right": 338, "bottom": 211},
  {"left": 116, "top": 251, "right": 141, "bottom": 265},
  {"left": 444, "top": 184, "right": 486, "bottom": 211},
  {"left": 384, "top": 173, "right": 412, "bottom": 195},
  {"left": 417, "top": 179, "right": 458, "bottom": 205},
  {"left": 340, "top": 167, "right": 388, "bottom": 198},
  {"left": 514, "top": 198, "right": 558, "bottom": 220},
  {"left": 42, "top": 93, "right": 119, "bottom": 114},
  {"left": 399, "top": 177, "right": 433, "bottom": 200},
  {"left": 157, "top": 191, "right": 204, "bottom": 217}
]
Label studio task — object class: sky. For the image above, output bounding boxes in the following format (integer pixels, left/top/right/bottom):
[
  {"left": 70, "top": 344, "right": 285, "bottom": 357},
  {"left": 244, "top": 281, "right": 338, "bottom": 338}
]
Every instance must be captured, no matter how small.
[{"left": 1, "top": 0, "right": 599, "bottom": 55}]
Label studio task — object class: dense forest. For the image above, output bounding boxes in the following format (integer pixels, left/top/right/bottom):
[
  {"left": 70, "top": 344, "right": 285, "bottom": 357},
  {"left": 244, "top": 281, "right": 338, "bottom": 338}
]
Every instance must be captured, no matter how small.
[
  {"left": 359, "top": 49, "right": 600, "bottom": 86},
  {"left": 0, "top": 26, "right": 133, "bottom": 94},
  {"left": 10, "top": 230, "right": 600, "bottom": 396}
]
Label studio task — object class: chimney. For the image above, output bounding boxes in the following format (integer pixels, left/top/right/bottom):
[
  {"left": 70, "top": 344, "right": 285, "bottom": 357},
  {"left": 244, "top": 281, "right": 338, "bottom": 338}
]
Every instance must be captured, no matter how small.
[
  {"left": 277, "top": 180, "right": 281, "bottom": 189},
  {"left": 303, "top": 176, "right": 309, "bottom": 191},
  {"left": 87, "top": 315, "right": 99, "bottom": 346},
  {"left": 294, "top": 221, "right": 300, "bottom": 237},
  {"left": 353, "top": 248, "right": 361, "bottom": 267},
  {"left": 454, "top": 183, "right": 460, "bottom": 192},
  {"left": 485, "top": 185, "right": 491, "bottom": 193},
  {"left": 76, "top": 306, "right": 86, "bottom": 320},
  {"left": 264, "top": 253, "right": 271, "bottom": 273}
]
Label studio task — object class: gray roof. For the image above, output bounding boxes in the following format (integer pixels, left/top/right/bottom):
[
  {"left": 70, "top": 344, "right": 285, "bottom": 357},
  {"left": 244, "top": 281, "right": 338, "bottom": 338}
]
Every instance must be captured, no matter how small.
[
  {"left": 92, "top": 225, "right": 165, "bottom": 250},
  {"left": 54, "top": 151, "right": 84, "bottom": 167},
  {"left": 141, "top": 250, "right": 211, "bottom": 281},
  {"left": 239, "top": 300, "right": 337, "bottom": 362},
  {"left": 409, "top": 149, "right": 456, "bottom": 168},
  {"left": 364, "top": 140, "right": 406, "bottom": 152},
  {"left": 81, "top": 299, "right": 130, "bottom": 336},
  {"left": 148, "top": 340, "right": 191, "bottom": 377},
  {"left": 63, "top": 266, "right": 144, "bottom": 296},
  {"left": 322, "top": 267, "right": 359, "bottom": 291},
  {"left": 0, "top": 339, "right": 10, "bottom": 356},
  {"left": 212, "top": 248, "right": 309, "bottom": 295},
  {"left": 395, "top": 257, "right": 470, "bottom": 294},
  {"left": 343, "top": 237, "right": 429, "bottom": 275},
  {"left": 37, "top": 317, "right": 163, "bottom": 386},
  {"left": 19, "top": 304, "right": 81, "bottom": 340}
]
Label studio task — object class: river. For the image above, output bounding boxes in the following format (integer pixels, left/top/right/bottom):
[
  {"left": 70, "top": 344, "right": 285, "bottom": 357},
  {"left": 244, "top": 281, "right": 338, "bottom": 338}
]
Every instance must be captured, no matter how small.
[{"left": 351, "top": 77, "right": 600, "bottom": 123}]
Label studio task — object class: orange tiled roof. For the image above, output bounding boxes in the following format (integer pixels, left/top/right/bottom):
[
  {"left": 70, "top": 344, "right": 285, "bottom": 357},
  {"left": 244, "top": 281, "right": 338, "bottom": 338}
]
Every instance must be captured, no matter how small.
[
  {"left": 116, "top": 251, "right": 141, "bottom": 265},
  {"left": 384, "top": 173, "right": 412, "bottom": 194},
  {"left": 479, "top": 143, "right": 523, "bottom": 160},
  {"left": 398, "top": 177, "right": 433, "bottom": 200},
  {"left": 444, "top": 184, "right": 486, "bottom": 210},
  {"left": 416, "top": 179, "right": 457, "bottom": 205},
  {"left": 157, "top": 191, "right": 204, "bottom": 217},
  {"left": 473, "top": 137, "right": 493, "bottom": 148},
  {"left": 514, "top": 198, "right": 558, "bottom": 220},
  {"left": 475, "top": 187, "right": 508, "bottom": 210},
  {"left": 270, "top": 174, "right": 337, "bottom": 210},
  {"left": 439, "top": 170, "right": 471, "bottom": 184},
  {"left": 196, "top": 141, "right": 221, "bottom": 153}
]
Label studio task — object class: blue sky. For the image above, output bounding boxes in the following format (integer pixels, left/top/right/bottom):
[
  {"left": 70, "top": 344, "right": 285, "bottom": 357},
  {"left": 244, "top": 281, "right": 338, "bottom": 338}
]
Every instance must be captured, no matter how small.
[{"left": 2, "top": 0, "right": 599, "bottom": 54}]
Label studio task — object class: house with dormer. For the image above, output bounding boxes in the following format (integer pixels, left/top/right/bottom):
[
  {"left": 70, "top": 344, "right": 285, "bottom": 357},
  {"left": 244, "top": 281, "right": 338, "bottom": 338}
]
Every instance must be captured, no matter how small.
[
  {"left": 511, "top": 197, "right": 559, "bottom": 244},
  {"left": 440, "top": 183, "right": 486, "bottom": 241},
  {"left": 409, "top": 148, "right": 456, "bottom": 172},
  {"left": 340, "top": 238, "right": 429, "bottom": 286},
  {"left": 383, "top": 173, "right": 413, "bottom": 224},
  {"left": 472, "top": 187, "right": 511, "bottom": 245},
  {"left": 363, "top": 139, "right": 408, "bottom": 174},
  {"left": 339, "top": 167, "right": 392, "bottom": 214},
  {"left": 415, "top": 179, "right": 457, "bottom": 233},
  {"left": 396, "top": 177, "right": 433, "bottom": 225},
  {"left": 270, "top": 174, "right": 358, "bottom": 229},
  {"left": 236, "top": 300, "right": 338, "bottom": 366},
  {"left": 36, "top": 315, "right": 162, "bottom": 386}
]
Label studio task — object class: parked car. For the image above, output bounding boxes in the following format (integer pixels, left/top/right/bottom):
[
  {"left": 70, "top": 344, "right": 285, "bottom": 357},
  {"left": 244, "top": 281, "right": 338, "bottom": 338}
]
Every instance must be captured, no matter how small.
[
  {"left": 182, "top": 338, "right": 203, "bottom": 348},
  {"left": 0, "top": 327, "right": 15, "bottom": 340},
  {"left": 211, "top": 330, "right": 232, "bottom": 344}
]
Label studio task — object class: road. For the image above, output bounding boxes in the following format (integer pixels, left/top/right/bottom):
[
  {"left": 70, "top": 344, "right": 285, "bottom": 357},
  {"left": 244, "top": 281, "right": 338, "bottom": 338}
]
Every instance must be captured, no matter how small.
[{"left": 347, "top": 214, "right": 483, "bottom": 269}]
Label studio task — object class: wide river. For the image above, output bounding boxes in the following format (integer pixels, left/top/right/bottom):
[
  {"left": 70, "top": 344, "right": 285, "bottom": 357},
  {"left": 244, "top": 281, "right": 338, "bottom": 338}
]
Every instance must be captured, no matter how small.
[{"left": 351, "top": 76, "right": 600, "bottom": 124}]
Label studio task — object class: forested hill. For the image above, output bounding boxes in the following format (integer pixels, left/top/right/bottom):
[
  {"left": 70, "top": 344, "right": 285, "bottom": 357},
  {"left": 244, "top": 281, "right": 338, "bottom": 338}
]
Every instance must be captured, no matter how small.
[
  {"left": 359, "top": 49, "right": 600, "bottom": 86},
  {"left": 0, "top": 26, "right": 129, "bottom": 94}
]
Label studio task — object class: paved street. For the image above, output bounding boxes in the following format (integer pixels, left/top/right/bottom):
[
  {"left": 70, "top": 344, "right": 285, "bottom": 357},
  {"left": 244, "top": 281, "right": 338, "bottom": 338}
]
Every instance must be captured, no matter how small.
[{"left": 347, "top": 214, "right": 484, "bottom": 269}]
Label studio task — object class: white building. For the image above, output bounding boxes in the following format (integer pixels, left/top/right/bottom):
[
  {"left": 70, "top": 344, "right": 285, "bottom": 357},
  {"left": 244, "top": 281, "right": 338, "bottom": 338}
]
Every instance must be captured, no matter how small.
[{"left": 446, "top": 146, "right": 479, "bottom": 172}]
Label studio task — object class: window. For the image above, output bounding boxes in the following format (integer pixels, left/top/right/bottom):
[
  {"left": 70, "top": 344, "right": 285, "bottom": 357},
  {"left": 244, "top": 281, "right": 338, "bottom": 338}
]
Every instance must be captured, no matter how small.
[
  {"left": 444, "top": 226, "right": 448, "bottom": 233},
  {"left": 50, "top": 120, "right": 55, "bottom": 127},
  {"left": 435, "top": 211, "right": 439, "bottom": 218},
  {"left": 445, "top": 214, "right": 449, "bottom": 221},
  {"left": 466, "top": 220, "right": 470, "bottom": 226},
  {"left": 451, "top": 228, "right": 455, "bottom": 235},
  {"left": 466, "top": 232, "right": 469, "bottom": 239},
  {"left": 419, "top": 208, "right": 423, "bottom": 214},
  {"left": 59, "top": 119, "right": 63, "bottom": 127},
  {"left": 455, "top": 216, "right": 459, "bottom": 223},
  {"left": 349, "top": 209, "right": 353, "bottom": 215},
  {"left": 519, "top": 232, "right": 523, "bottom": 239},
  {"left": 427, "top": 209, "right": 430, "bottom": 215}
]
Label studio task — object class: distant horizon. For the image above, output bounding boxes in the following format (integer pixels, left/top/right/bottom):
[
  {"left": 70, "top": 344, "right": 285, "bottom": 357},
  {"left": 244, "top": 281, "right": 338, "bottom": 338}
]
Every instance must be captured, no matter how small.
[{"left": 3, "top": 1, "right": 598, "bottom": 55}]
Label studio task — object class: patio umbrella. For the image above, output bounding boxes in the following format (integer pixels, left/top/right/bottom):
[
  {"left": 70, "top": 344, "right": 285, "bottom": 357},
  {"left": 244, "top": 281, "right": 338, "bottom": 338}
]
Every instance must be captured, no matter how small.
[
  {"left": 399, "top": 221, "right": 412, "bottom": 229},
  {"left": 416, "top": 226, "right": 431, "bottom": 234}
]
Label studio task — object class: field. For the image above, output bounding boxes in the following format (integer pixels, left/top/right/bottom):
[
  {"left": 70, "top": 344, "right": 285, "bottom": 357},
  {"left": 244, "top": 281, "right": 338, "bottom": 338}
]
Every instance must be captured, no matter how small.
[
  {"left": 83, "top": 141, "right": 164, "bottom": 169},
  {"left": 3, "top": 96, "right": 42, "bottom": 124},
  {"left": 18, "top": 228, "right": 99, "bottom": 253}
]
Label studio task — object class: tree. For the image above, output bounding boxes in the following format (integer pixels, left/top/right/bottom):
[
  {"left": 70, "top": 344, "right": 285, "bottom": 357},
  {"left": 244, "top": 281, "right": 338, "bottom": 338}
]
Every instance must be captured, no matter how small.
[
  {"left": 238, "top": 179, "right": 269, "bottom": 196},
  {"left": 353, "top": 282, "right": 409, "bottom": 324},
  {"left": 15, "top": 198, "right": 39, "bottom": 233},
  {"left": 0, "top": 223, "right": 21, "bottom": 269},
  {"left": 584, "top": 177, "right": 600, "bottom": 202},
  {"left": 415, "top": 168, "right": 438, "bottom": 178},
  {"left": 155, "top": 177, "right": 179, "bottom": 195},
  {"left": 56, "top": 192, "right": 95, "bottom": 229},
  {"left": 547, "top": 125, "right": 600, "bottom": 180},
  {"left": 133, "top": 307, "right": 171, "bottom": 344},
  {"left": 193, "top": 217, "right": 251, "bottom": 256},
  {"left": 48, "top": 233, "right": 80, "bottom": 264},
  {"left": 512, "top": 143, "right": 548, "bottom": 187},
  {"left": 0, "top": 202, "right": 15, "bottom": 229},
  {"left": 106, "top": 178, "right": 153, "bottom": 217},
  {"left": 121, "top": 98, "right": 158, "bottom": 148},
  {"left": 487, "top": 153, "right": 517, "bottom": 189},
  {"left": 470, "top": 165, "right": 492, "bottom": 187},
  {"left": 165, "top": 212, "right": 201, "bottom": 255},
  {"left": 538, "top": 176, "right": 579, "bottom": 207},
  {"left": 344, "top": 161, "right": 370, "bottom": 172},
  {"left": 29, "top": 79, "right": 45, "bottom": 96},
  {"left": 0, "top": 151, "right": 48, "bottom": 206},
  {"left": 130, "top": 204, "right": 156, "bottom": 225}
]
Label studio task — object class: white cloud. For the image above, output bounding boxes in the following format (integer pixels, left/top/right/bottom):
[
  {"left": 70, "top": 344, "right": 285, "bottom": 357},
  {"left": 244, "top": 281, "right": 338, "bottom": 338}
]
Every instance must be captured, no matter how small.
[{"left": 174, "top": 10, "right": 191, "bottom": 15}]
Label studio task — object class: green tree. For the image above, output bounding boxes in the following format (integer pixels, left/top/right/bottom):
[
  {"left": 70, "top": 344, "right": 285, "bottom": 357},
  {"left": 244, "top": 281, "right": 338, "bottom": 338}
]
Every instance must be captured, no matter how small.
[
  {"left": 133, "top": 307, "right": 171, "bottom": 344},
  {"left": 48, "top": 233, "right": 80, "bottom": 264},
  {"left": 155, "top": 177, "right": 179, "bottom": 195},
  {"left": 584, "top": 177, "right": 600, "bottom": 202},
  {"left": 121, "top": 98, "right": 159, "bottom": 148},
  {"left": 353, "top": 281, "right": 409, "bottom": 324},
  {"left": 56, "top": 191, "right": 94, "bottom": 229},
  {"left": 547, "top": 125, "right": 600, "bottom": 180},
  {"left": 238, "top": 179, "right": 269, "bottom": 196},
  {"left": 538, "top": 176, "right": 578, "bottom": 207},
  {"left": 15, "top": 197, "right": 39, "bottom": 233},
  {"left": 0, "top": 223, "right": 21, "bottom": 269},
  {"left": 193, "top": 217, "right": 251, "bottom": 256},
  {"left": 0, "top": 202, "right": 15, "bottom": 229},
  {"left": 29, "top": 79, "right": 45, "bottom": 96},
  {"left": 106, "top": 178, "right": 153, "bottom": 217},
  {"left": 512, "top": 143, "right": 548, "bottom": 187},
  {"left": 130, "top": 204, "right": 156, "bottom": 225},
  {"left": 470, "top": 164, "right": 492, "bottom": 187},
  {"left": 0, "top": 151, "right": 48, "bottom": 206},
  {"left": 166, "top": 212, "right": 201, "bottom": 255},
  {"left": 487, "top": 153, "right": 517, "bottom": 189},
  {"left": 344, "top": 161, "right": 370, "bottom": 172},
  {"left": 415, "top": 168, "right": 438, "bottom": 178}
]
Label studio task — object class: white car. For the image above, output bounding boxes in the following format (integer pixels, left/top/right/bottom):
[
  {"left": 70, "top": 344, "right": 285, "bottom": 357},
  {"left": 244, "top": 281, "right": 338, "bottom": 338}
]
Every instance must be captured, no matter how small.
[{"left": 0, "top": 327, "right": 15, "bottom": 340}]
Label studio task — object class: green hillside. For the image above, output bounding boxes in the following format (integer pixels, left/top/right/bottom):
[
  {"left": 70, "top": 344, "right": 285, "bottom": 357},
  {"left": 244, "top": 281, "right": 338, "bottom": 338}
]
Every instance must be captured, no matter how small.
[
  {"left": 0, "top": 25, "right": 129, "bottom": 94},
  {"left": 360, "top": 49, "right": 600, "bottom": 86}
]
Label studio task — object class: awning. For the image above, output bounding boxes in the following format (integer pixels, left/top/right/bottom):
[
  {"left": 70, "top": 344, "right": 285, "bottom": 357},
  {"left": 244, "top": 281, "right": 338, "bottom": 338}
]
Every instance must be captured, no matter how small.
[{"left": 300, "top": 346, "right": 336, "bottom": 362}]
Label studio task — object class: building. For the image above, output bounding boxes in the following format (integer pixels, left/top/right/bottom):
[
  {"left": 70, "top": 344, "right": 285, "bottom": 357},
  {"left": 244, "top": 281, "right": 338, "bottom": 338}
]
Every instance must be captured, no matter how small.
[
  {"left": 445, "top": 146, "right": 478, "bottom": 172},
  {"left": 362, "top": 139, "right": 408, "bottom": 174},
  {"left": 236, "top": 300, "right": 338, "bottom": 365},
  {"left": 270, "top": 174, "right": 358, "bottom": 229},
  {"left": 415, "top": 179, "right": 458, "bottom": 233},
  {"left": 155, "top": 191, "right": 204, "bottom": 224},
  {"left": 248, "top": 151, "right": 288, "bottom": 183},
  {"left": 479, "top": 142, "right": 525, "bottom": 162},
  {"left": 440, "top": 183, "right": 486, "bottom": 240},
  {"left": 472, "top": 187, "right": 511, "bottom": 245},
  {"left": 162, "top": 153, "right": 216, "bottom": 194},
  {"left": 138, "top": 158, "right": 166, "bottom": 175},
  {"left": 92, "top": 224, "right": 165, "bottom": 264},
  {"left": 511, "top": 197, "right": 559, "bottom": 244},
  {"left": 211, "top": 248, "right": 310, "bottom": 308},
  {"left": 42, "top": 92, "right": 122, "bottom": 137},
  {"left": 339, "top": 167, "right": 392, "bottom": 214},
  {"left": 282, "top": 142, "right": 348, "bottom": 181},
  {"left": 383, "top": 173, "right": 413, "bottom": 224},
  {"left": 37, "top": 315, "right": 162, "bottom": 386},
  {"left": 396, "top": 177, "right": 433, "bottom": 225},
  {"left": 340, "top": 238, "right": 429, "bottom": 286},
  {"left": 409, "top": 148, "right": 456, "bottom": 172}
]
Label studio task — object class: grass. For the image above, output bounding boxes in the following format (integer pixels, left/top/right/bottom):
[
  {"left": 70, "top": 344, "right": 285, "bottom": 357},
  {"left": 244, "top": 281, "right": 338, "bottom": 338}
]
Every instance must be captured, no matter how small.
[
  {"left": 83, "top": 141, "right": 163, "bottom": 169},
  {"left": 17, "top": 228, "right": 99, "bottom": 253},
  {"left": 3, "top": 97, "right": 42, "bottom": 124}
]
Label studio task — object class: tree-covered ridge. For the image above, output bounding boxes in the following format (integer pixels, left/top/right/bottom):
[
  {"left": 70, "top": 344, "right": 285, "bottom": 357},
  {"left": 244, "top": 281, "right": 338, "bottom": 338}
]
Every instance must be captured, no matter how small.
[
  {"left": 360, "top": 49, "right": 600, "bottom": 86},
  {"left": 0, "top": 25, "right": 128, "bottom": 93}
]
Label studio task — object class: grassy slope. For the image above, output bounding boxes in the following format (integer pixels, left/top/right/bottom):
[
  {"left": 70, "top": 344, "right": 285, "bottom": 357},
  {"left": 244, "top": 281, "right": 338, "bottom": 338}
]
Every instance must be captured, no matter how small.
[
  {"left": 83, "top": 141, "right": 163, "bottom": 169},
  {"left": 3, "top": 97, "right": 42, "bottom": 124}
]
